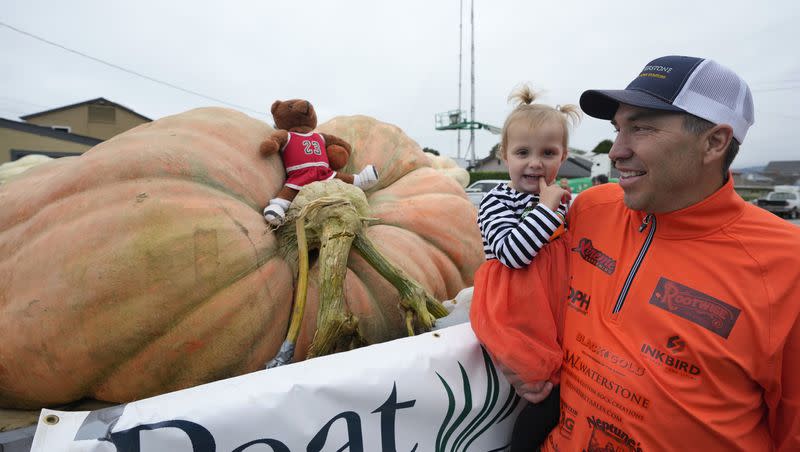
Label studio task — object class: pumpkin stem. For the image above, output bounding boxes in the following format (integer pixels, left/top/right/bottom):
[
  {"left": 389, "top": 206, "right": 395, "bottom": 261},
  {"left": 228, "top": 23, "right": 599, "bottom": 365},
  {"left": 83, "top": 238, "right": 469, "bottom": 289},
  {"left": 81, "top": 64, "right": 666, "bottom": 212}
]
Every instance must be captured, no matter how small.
[
  {"left": 306, "top": 217, "right": 362, "bottom": 358},
  {"left": 352, "top": 234, "right": 448, "bottom": 334},
  {"left": 276, "top": 179, "right": 446, "bottom": 358},
  {"left": 276, "top": 181, "right": 372, "bottom": 359},
  {"left": 266, "top": 215, "right": 310, "bottom": 368},
  {"left": 405, "top": 311, "right": 415, "bottom": 336}
]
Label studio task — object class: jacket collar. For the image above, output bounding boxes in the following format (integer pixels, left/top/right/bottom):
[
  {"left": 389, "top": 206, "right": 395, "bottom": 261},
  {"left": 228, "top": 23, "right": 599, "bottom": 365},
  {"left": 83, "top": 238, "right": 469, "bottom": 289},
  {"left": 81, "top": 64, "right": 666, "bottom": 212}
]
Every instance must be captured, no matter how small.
[{"left": 632, "top": 175, "right": 745, "bottom": 239}]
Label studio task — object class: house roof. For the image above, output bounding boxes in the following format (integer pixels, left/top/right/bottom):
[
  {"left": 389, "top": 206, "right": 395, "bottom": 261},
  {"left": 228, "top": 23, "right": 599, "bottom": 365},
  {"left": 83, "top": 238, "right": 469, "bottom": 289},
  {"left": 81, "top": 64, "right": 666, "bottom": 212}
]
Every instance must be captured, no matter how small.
[
  {"left": 763, "top": 160, "right": 800, "bottom": 175},
  {"left": 0, "top": 117, "right": 103, "bottom": 146},
  {"left": 472, "top": 148, "right": 500, "bottom": 167},
  {"left": 557, "top": 155, "right": 593, "bottom": 178},
  {"left": 469, "top": 151, "right": 593, "bottom": 178},
  {"left": 20, "top": 97, "right": 152, "bottom": 122}
]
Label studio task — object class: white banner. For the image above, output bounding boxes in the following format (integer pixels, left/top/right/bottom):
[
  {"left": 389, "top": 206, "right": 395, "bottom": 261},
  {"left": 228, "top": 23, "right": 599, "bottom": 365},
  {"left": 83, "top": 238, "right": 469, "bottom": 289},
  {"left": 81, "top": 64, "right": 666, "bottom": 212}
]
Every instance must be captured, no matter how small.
[{"left": 30, "top": 324, "right": 523, "bottom": 451}]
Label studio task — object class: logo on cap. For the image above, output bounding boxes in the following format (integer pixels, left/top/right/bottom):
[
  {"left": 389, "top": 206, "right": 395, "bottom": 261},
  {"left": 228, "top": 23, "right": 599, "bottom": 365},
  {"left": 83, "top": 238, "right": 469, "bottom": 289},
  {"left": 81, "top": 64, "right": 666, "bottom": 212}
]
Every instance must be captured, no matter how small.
[{"left": 640, "top": 65, "right": 673, "bottom": 79}]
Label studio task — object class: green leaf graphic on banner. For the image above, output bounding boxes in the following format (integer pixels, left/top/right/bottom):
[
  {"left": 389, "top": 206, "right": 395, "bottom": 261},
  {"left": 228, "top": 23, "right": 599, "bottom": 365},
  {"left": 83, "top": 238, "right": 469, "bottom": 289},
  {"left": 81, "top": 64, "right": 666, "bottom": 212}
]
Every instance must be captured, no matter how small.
[
  {"left": 435, "top": 371, "right": 457, "bottom": 452},
  {"left": 497, "top": 388, "right": 521, "bottom": 424},
  {"left": 436, "top": 363, "right": 473, "bottom": 452},
  {"left": 462, "top": 348, "right": 521, "bottom": 452},
  {"left": 435, "top": 346, "right": 519, "bottom": 452},
  {"left": 452, "top": 347, "right": 499, "bottom": 451}
]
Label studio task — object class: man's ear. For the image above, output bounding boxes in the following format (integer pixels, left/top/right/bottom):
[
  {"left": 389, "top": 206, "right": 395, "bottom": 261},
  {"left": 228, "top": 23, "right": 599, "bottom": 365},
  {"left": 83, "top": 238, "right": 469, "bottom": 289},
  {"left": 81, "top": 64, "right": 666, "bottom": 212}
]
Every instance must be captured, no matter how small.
[{"left": 702, "top": 124, "right": 734, "bottom": 165}]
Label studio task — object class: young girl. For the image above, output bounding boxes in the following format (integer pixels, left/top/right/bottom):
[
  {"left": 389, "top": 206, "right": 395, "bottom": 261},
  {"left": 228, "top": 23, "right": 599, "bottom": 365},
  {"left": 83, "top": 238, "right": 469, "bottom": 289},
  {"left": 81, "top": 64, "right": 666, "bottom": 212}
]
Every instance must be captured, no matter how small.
[
  {"left": 478, "top": 85, "right": 581, "bottom": 269},
  {"left": 470, "top": 84, "right": 580, "bottom": 450}
]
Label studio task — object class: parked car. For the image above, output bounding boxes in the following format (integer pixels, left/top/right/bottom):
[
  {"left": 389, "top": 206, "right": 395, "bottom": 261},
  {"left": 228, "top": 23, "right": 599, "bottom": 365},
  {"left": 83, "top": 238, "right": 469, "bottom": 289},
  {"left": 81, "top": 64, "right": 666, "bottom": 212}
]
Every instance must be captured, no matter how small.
[
  {"left": 465, "top": 179, "right": 508, "bottom": 207},
  {"left": 756, "top": 185, "right": 800, "bottom": 219}
]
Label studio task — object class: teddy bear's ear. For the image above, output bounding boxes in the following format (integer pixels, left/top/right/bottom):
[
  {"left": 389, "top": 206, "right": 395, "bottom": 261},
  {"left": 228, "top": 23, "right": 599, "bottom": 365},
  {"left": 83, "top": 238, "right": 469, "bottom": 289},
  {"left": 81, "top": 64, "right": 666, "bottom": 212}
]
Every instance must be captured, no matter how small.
[{"left": 270, "top": 100, "right": 282, "bottom": 115}]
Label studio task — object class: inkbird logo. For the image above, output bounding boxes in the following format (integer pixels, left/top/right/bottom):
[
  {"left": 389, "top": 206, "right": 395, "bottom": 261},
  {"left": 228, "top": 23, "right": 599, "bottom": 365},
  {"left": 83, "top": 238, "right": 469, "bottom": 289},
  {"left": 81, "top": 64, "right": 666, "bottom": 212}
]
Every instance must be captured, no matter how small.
[
  {"left": 640, "top": 337, "right": 702, "bottom": 379},
  {"left": 666, "top": 335, "right": 685, "bottom": 353}
]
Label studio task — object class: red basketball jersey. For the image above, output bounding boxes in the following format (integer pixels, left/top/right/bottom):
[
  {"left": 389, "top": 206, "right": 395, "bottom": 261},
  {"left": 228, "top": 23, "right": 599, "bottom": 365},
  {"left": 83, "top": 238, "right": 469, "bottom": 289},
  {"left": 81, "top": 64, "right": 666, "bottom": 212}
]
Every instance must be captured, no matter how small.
[{"left": 281, "top": 132, "right": 330, "bottom": 173}]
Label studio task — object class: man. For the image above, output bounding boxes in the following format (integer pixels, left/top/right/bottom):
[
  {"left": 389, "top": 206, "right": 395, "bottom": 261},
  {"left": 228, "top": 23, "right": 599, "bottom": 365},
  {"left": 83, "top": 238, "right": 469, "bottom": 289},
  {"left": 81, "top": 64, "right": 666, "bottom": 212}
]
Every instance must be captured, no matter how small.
[
  {"left": 500, "top": 56, "right": 800, "bottom": 450},
  {"left": 558, "top": 177, "right": 573, "bottom": 195}
]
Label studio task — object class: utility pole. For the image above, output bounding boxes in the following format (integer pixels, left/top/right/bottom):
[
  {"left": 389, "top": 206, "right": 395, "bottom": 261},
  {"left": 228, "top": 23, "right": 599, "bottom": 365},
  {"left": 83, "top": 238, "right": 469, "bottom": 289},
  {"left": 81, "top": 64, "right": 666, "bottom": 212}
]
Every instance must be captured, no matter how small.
[
  {"left": 469, "top": 0, "right": 476, "bottom": 166},
  {"left": 457, "top": 0, "right": 463, "bottom": 160}
]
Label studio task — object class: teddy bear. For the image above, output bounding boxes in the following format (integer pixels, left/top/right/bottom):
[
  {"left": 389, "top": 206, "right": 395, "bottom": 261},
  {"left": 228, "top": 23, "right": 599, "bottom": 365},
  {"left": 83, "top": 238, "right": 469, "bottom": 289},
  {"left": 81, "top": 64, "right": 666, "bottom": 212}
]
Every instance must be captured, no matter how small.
[{"left": 260, "top": 99, "right": 379, "bottom": 225}]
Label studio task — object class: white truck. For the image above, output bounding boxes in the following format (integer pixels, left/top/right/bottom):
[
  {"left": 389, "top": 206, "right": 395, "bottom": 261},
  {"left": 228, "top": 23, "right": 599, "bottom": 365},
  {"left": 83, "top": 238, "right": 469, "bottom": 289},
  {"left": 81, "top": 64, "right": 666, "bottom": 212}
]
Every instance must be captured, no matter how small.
[
  {"left": 756, "top": 185, "right": 800, "bottom": 219},
  {"left": 465, "top": 179, "right": 508, "bottom": 207}
]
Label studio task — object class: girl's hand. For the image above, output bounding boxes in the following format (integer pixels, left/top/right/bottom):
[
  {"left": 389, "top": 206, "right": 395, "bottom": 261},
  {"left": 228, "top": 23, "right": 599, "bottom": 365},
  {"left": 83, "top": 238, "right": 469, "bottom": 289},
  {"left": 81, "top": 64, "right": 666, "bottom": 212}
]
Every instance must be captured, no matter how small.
[
  {"left": 538, "top": 178, "right": 568, "bottom": 212},
  {"left": 497, "top": 360, "right": 554, "bottom": 404}
]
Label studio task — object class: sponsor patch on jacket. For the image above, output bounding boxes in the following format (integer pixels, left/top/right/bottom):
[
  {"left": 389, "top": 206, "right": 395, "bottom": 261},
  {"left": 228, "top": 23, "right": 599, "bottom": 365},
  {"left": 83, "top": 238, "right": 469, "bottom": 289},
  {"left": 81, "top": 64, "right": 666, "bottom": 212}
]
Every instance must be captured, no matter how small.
[
  {"left": 649, "top": 277, "right": 740, "bottom": 338},
  {"left": 586, "top": 416, "right": 642, "bottom": 452},
  {"left": 571, "top": 238, "right": 616, "bottom": 275},
  {"left": 567, "top": 286, "right": 591, "bottom": 315}
]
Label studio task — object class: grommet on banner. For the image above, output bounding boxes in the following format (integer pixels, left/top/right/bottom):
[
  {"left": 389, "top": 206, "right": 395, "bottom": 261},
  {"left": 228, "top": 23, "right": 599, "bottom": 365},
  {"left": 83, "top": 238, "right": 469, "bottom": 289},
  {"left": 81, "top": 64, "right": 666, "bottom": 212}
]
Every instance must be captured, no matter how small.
[{"left": 43, "top": 414, "right": 59, "bottom": 425}]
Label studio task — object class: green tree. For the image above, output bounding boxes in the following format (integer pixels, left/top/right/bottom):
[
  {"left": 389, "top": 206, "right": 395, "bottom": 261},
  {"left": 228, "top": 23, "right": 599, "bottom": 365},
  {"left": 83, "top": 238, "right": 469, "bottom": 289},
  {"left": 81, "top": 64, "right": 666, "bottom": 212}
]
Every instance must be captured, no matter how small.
[{"left": 592, "top": 139, "right": 613, "bottom": 154}]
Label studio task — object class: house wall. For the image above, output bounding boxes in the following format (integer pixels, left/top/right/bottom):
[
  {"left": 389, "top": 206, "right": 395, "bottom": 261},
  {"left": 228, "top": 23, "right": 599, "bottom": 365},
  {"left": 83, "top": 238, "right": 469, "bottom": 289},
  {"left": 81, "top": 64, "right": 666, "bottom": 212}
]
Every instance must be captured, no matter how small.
[
  {"left": 475, "top": 159, "right": 507, "bottom": 172},
  {"left": 24, "top": 105, "right": 147, "bottom": 140},
  {"left": 473, "top": 155, "right": 593, "bottom": 178},
  {"left": 0, "top": 128, "right": 93, "bottom": 163}
]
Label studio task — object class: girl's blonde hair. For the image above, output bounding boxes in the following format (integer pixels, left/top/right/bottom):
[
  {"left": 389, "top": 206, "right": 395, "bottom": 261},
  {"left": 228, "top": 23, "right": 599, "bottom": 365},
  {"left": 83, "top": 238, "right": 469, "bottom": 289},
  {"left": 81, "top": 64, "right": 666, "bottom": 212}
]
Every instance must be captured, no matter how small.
[{"left": 500, "top": 83, "right": 582, "bottom": 159}]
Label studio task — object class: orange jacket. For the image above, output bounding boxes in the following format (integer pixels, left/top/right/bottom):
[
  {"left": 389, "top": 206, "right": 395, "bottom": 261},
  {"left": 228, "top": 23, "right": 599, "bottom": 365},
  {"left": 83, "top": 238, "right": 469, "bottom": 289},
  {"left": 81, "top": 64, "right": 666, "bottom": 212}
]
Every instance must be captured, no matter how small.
[{"left": 543, "top": 179, "right": 800, "bottom": 451}]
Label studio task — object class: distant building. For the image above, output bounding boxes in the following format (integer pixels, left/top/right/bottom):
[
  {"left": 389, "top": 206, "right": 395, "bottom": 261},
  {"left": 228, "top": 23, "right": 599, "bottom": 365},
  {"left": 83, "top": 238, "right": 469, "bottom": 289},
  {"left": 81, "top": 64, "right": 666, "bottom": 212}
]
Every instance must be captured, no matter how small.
[
  {"left": 468, "top": 147, "right": 593, "bottom": 178},
  {"left": 469, "top": 150, "right": 505, "bottom": 172},
  {"left": 744, "top": 173, "right": 774, "bottom": 184},
  {"left": 450, "top": 157, "right": 470, "bottom": 169},
  {"left": 762, "top": 160, "right": 800, "bottom": 185},
  {"left": 0, "top": 97, "right": 151, "bottom": 164}
]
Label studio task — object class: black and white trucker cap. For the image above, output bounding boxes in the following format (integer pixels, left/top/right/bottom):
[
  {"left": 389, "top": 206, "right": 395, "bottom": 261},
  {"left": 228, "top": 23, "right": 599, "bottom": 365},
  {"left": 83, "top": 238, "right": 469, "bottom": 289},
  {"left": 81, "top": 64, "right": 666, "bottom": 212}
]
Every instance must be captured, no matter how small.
[{"left": 580, "top": 55, "right": 755, "bottom": 143}]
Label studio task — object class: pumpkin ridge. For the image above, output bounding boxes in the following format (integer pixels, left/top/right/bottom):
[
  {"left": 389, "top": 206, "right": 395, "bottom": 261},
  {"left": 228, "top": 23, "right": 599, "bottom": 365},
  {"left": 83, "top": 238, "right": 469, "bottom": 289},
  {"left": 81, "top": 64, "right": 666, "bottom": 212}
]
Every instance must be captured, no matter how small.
[
  {"left": 0, "top": 208, "right": 282, "bottom": 407},
  {"left": 369, "top": 167, "right": 467, "bottom": 200},
  {"left": 371, "top": 194, "right": 480, "bottom": 277},
  {"left": 0, "top": 180, "right": 269, "bottom": 263},
  {"left": 365, "top": 225, "right": 464, "bottom": 299},
  {"left": 0, "top": 173, "right": 266, "bottom": 239},
  {"left": 217, "top": 205, "right": 270, "bottom": 268},
  {"left": 83, "top": 249, "right": 288, "bottom": 403},
  {"left": 340, "top": 257, "right": 400, "bottom": 342},
  {"left": 91, "top": 260, "right": 293, "bottom": 402}
]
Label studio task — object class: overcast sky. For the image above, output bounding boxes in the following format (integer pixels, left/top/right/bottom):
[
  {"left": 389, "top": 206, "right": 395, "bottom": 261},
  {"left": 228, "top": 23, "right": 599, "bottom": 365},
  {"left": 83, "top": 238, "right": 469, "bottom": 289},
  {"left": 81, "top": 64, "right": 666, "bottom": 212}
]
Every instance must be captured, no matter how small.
[{"left": 2, "top": 0, "right": 798, "bottom": 169}]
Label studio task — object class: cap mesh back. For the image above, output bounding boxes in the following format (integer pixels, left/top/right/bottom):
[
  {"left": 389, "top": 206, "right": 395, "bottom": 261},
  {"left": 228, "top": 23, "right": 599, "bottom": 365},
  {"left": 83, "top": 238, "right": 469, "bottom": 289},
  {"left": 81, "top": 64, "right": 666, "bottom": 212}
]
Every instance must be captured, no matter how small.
[
  {"left": 742, "top": 88, "right": 754, "bottom": 123},
  {"left": 673, "top": 58, "right": 754, "bottom": 143},
  {"left": 686, "top": 60, "right": 739, "bottom": 110}
]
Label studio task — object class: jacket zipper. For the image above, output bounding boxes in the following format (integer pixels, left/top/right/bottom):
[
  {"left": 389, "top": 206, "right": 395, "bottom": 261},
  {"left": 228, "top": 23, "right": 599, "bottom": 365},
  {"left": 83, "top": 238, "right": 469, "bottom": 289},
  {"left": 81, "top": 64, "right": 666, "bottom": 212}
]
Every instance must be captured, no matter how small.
[{"left": 612, "top": 214, "right": 656, "bottom": 314}]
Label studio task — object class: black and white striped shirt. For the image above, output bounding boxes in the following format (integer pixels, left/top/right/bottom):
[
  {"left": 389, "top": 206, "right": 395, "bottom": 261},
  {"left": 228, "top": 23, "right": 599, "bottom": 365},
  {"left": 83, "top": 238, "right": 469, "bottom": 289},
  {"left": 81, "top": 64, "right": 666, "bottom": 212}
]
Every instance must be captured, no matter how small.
[{"left": 478, "top": 183, "right": 568, "bottom": 269}]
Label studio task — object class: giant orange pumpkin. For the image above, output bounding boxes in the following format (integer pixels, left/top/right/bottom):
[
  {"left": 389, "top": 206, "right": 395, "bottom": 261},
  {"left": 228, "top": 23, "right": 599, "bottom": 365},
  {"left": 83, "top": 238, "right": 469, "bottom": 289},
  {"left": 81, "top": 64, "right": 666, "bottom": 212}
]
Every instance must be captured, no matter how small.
[{"left": 0, "top": 107, "right": 483, "bottom": 409}]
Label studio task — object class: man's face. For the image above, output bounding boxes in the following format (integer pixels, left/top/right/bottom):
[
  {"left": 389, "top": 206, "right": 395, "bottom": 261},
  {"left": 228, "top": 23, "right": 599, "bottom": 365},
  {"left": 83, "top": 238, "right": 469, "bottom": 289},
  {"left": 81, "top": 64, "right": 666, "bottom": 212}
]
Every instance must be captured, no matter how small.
[{"left": 609, "top": 104, "right": 706, "bottom": 213}]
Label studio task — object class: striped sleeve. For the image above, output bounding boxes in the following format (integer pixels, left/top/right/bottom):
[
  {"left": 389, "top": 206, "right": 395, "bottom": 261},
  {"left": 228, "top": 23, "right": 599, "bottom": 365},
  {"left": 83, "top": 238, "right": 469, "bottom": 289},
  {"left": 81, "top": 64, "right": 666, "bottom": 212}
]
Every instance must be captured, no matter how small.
[{"left": 478, "top": 188, "right": 566, "bottom": 269}]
